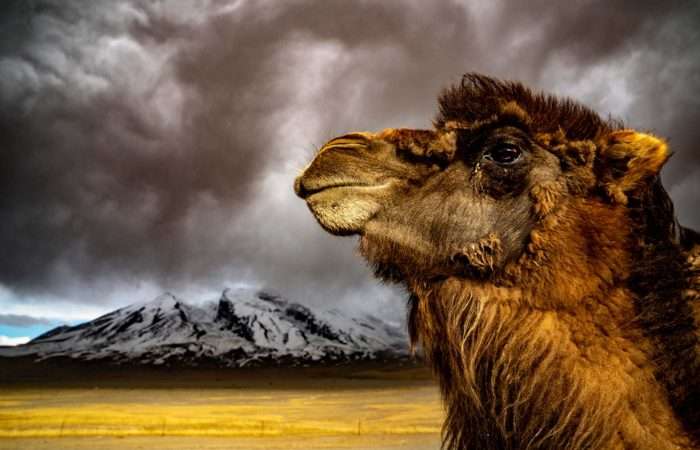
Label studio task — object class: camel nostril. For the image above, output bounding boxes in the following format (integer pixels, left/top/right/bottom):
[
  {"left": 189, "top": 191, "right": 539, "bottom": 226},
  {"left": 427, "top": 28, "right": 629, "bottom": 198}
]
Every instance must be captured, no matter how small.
[
  {"left": 294, "top": 175, "right": 308, "bottom": 198},
  {"left": 294, "top": 176, "right": 302, "bottom": 196}
]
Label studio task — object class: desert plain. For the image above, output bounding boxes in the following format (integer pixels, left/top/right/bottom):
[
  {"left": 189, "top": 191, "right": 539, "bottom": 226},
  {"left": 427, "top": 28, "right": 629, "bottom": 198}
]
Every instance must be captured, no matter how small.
[{"left": 0, "top": 357, "right": 442, "bottom": 450}]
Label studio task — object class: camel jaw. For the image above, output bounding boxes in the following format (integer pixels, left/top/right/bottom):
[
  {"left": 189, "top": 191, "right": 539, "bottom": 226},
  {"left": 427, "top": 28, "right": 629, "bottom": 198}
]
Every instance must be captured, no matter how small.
[{"left": 302, "top": 182, "right": 393, "bottom": 236}]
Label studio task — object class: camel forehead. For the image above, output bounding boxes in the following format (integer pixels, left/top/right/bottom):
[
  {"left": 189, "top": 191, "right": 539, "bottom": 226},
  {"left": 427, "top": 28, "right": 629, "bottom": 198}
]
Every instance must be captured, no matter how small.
[{"left": 436, "top": 73, "right": 621, "bottom": 142}]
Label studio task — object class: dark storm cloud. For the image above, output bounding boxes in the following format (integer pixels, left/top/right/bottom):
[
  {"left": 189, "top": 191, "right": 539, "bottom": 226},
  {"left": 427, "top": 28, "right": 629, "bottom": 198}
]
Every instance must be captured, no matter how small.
[
  {"left": 0, "top": 0, "right": 698, "bottom": 316},
  {"left": 0, "top": 314, "right": 51, "bottom": 327},
  {"left": 0, "top": 1, "right": 285, "bottom": 291}
]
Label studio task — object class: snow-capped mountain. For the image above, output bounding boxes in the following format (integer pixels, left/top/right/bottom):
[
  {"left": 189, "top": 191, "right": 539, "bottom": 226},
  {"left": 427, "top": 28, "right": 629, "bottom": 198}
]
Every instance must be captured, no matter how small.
[{"left": 0, "top": 288, "right": 409, "bottom": 367}]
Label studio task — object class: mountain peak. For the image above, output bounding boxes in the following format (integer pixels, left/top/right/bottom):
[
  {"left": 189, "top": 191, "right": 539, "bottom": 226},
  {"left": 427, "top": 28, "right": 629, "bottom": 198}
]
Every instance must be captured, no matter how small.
[
  {"left": 220, "top": 287, "right": 287, "bottom": 308},
  {"left": 147, "top": 292, "right": 180, "bottom": 309}
]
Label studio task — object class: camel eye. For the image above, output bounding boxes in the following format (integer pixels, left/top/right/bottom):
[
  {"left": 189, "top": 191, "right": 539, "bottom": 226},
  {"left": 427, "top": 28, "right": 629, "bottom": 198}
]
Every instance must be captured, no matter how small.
[{"left": 484, "top": 144, "right": 522, "bottom": 165}]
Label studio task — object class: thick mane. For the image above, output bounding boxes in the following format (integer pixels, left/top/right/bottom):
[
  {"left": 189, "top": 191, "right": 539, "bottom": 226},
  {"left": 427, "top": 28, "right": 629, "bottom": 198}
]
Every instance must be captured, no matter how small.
[
  {"left": 408, "top": 283, "right": 625, "bottom": 450},
  {"left": 628, "top": 178, "right": 700, "bottom": 443},
  {"left": 436, "top": 73, "right": 622, "bottom": 141}
]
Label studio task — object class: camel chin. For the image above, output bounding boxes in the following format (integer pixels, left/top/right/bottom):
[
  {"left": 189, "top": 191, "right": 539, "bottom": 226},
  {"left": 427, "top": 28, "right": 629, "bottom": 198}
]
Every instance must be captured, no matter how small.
[{"left": 304, "top": 184, "right": 390, "bottom": 235}]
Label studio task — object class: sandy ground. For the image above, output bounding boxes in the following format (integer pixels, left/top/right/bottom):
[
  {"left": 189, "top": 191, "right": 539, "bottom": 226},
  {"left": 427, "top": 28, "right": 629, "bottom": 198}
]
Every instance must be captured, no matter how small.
[{"left": 0, "top": 358, "right": 443, "bottom": 450}]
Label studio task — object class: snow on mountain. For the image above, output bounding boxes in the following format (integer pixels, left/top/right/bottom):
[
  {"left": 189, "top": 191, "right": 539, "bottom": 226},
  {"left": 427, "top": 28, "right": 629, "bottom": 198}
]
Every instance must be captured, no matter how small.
[{"left": 0, "top": 288, "right": 409, "bottom": 367}]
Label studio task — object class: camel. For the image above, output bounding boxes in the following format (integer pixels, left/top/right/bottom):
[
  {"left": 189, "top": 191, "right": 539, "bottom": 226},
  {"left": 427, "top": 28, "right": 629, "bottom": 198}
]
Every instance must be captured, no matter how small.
[{"left": 294, "top": 73, "right": 700, "bottom": 449}]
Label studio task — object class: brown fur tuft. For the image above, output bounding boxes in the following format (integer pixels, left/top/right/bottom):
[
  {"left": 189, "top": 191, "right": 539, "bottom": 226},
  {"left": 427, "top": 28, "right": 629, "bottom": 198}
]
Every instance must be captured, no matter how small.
[{"left": 436, "top": 73, "right": 622, "bottom": 140}]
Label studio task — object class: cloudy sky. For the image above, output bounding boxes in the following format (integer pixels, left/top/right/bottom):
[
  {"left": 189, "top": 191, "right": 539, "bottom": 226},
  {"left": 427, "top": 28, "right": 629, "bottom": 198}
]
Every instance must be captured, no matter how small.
[{"left": 1, "top": 0, "right": 699, "bottom": 344}]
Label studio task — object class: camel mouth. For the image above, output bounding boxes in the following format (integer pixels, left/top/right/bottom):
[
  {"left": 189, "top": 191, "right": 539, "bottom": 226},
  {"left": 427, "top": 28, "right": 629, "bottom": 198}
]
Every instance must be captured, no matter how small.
[
  {"left": 298, "top": 182, "right": 373, "bottom": 199},
  {"left": 304, "top": 182, "right": 390, "bottom": 199},
  {"left": 300, "top": 181, "right": 393, "bottom": 236}
]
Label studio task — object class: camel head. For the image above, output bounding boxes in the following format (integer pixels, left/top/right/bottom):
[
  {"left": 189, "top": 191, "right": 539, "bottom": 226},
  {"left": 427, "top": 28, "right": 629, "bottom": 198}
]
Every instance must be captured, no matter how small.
[{"left": 294, "top": 73, "right": 672, "bottom": 288}]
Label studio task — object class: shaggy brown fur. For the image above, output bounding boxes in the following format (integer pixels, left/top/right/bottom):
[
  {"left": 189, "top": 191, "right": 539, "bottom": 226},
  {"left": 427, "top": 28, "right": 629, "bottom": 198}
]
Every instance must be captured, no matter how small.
[{"left": 295, "top": 73, "right": 700, "bottom": 449}]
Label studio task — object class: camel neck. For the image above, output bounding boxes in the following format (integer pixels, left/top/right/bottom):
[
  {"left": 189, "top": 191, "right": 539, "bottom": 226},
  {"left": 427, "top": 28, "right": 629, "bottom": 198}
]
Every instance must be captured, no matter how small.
[{"left": 407, "top": 277, "right": 691, "bottom": 449}]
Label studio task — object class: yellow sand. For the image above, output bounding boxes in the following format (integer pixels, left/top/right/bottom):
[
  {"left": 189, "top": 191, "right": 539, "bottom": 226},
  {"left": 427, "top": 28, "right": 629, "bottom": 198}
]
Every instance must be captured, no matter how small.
[{"left": 0, "top": 384, "right": 442, "bottom": 439}]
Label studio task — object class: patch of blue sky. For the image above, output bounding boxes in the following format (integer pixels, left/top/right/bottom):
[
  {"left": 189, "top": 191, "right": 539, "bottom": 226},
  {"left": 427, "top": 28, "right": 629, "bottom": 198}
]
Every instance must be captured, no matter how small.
[{"left": 0, "top": 322, "right": 74, "bottom": 340}]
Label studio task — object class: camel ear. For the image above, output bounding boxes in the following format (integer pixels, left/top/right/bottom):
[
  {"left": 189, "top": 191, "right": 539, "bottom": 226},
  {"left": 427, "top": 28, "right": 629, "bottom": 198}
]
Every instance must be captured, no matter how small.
[{"left": 598, "top": 130, "right": 670, "bottom": 203}]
